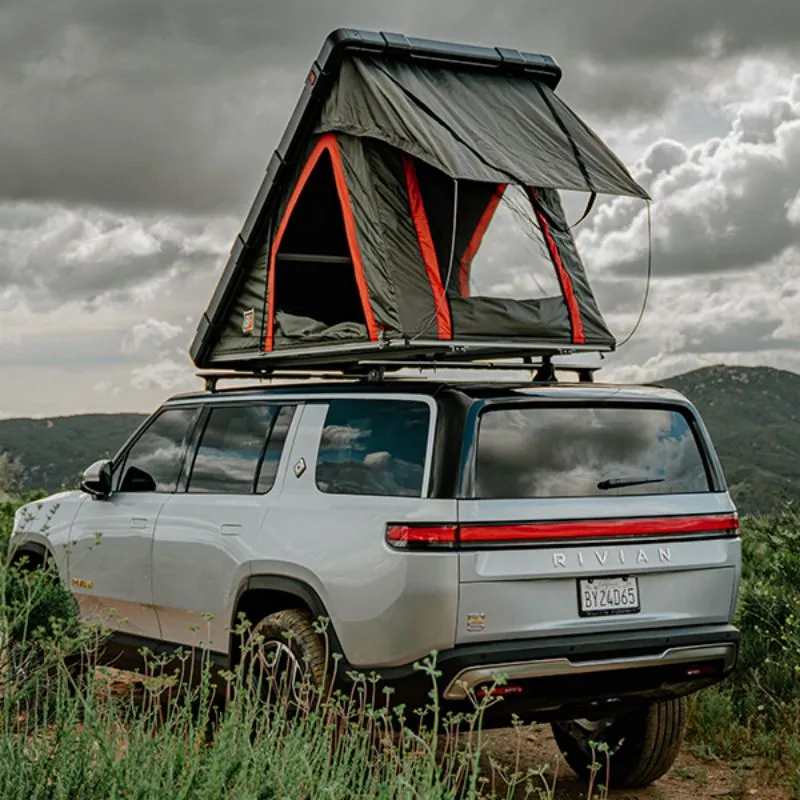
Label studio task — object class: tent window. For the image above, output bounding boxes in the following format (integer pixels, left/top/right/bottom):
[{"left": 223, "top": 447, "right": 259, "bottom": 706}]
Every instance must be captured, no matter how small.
[
  {"left": 412, "top": 160, "right": 564, "bottom": 302},
  {"left": 462, "top": 185, "right": 562, "bottom": 300},
  {"left": 272, "top": 149, "right": 367, "bottom": 330}
]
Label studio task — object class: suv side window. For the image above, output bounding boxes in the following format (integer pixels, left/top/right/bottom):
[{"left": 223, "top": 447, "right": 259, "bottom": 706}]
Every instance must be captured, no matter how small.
[
  {"left": 188, "top": 404, "right": 296, "bottom": 495},
  {"left": 188, "top": 404, "right": 273, "bottom": 494},
  {"left": 315, "top": 398, "right": 430, "bottom": 497},
  {"left": 118, "top": 406, "right": 200, "bottom": 493}
]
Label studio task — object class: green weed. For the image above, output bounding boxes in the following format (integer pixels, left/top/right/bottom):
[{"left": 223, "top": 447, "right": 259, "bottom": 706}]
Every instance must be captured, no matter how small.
[{"left": 687, "top": 503, "right": 800, "bottom": 793}]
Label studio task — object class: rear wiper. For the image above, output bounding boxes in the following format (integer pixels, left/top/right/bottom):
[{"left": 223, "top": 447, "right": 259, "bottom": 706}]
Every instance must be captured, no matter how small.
[{"left": 597, "top": 476, "right": 666, "bottom": 491}]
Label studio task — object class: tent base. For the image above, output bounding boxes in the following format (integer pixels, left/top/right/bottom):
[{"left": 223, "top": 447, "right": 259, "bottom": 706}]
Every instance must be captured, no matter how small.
[
  {"left": 197, "top": 355, "right": 602, "bottom": 392},
  {"left": 205, "top": 338, "right": 611, "bottom": 373}
]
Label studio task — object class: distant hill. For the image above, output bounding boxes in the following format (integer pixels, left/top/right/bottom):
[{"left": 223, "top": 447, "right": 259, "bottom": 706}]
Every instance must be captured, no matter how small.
[
  {"left": 0, "top": 413, "right": 147, "bottom": 494},
  {"left": 660, "top": 365, "right": 800, "bottom": 515},
  {"left": 0, "top": 365, "right": 797, "bottom": 515}
]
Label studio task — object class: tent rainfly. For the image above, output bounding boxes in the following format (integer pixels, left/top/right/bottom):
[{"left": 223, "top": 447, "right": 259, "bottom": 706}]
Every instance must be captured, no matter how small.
[{"left": 190, "top": 30, "right": 650, "bottom": 371}]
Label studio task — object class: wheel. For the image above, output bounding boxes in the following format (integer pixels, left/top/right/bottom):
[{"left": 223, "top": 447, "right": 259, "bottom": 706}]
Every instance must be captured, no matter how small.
[
  {"left": 243, "top": 608, "right": 330, "bottom": 714},
  {"left": 551, "top": 696, "right": 688, "bottom": 789}
]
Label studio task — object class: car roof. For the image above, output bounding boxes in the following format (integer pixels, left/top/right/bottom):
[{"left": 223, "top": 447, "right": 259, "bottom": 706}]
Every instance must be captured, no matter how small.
[{"left": 163, "top": 379, "right": 689, "bottom": 406}]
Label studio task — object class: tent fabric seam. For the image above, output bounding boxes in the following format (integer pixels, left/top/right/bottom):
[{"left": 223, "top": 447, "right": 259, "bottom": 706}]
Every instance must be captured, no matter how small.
[
  {"left": 530, "top": 188, "right": 586, "bottom": 345},
  {"left": 532, "top": 81, "right": 595, "bottom": 194},
  {"left": 402, "top": 155, "right": 453, "bottom": 339},
  {"left": 328, "top": 135, "right": 381, "bottom": 341},
  {"left": 458, "top": 183, "right": 507, "bottom": 297}
]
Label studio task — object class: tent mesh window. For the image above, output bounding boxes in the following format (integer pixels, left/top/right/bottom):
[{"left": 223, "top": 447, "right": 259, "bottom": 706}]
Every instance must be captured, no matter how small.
[
  {"left": 271, "top": 148, "right": 368, "bottom": 344},
  {"left": 458, "top": 185, "right": 560, "bottom": 301},
  {"left": 410, "top": 158, "right": 585, "bottom": 342},
  {"left": 411, "top": 162, "right": 562, "bottom": 302}
]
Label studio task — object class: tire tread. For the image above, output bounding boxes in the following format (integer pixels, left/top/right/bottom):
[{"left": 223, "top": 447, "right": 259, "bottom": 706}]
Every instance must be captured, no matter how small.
[{"left": 551, "top": 696, "right": 688, "bottom": 789}]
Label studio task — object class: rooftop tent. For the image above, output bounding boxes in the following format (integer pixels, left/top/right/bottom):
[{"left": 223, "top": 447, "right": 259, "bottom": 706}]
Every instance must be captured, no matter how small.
[{"left": 190, "top": 30, "right": 649, "bottom": 371}]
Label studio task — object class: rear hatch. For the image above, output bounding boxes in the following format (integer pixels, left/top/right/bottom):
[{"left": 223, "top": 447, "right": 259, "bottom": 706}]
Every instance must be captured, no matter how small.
[{"left": 454, "top": 393, "right": 740, "bottom": 645}]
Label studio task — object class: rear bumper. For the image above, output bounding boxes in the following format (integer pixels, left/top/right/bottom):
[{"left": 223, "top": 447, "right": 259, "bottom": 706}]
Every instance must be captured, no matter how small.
[
  {"left": 339, "top": 624, "right": 739, "bottom": 725},
  {"left": 444, "top": 642, "right": 736, "bottom": 700}
]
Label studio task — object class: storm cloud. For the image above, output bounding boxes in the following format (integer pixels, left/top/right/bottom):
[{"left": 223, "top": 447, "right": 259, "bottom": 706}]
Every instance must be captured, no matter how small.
[
  {"left": 1, "top": 0, "right": 799, "bottom": 214},
  {"left": 577, "top": 75, "right": 800, "bottom": 280},
  {"left": 0, "top": 0, "right": 798, "bottom": 416}
]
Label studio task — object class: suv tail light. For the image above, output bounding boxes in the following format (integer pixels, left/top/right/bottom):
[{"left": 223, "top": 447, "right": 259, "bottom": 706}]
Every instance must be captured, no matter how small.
[
  {"left": 385, "top": 525, "right": 458, "bottom": 549},
  {"left": 386, "top": 513, "right": 738, "bottom": 550}
]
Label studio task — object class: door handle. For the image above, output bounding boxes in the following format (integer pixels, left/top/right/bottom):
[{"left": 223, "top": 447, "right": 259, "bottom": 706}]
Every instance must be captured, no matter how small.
[
  {"left": 220, "top": 524, "right": 243, "bottom": 536},
  {"left": 130, "top": 517, "right": 148, "bottom": 529}
]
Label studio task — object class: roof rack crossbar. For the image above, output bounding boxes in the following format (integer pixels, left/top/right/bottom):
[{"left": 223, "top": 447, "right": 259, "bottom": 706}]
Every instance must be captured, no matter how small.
[
  {"left": 199, "top": 370, "right": 361, "bottom": 393},
  {"left": 197, "top": 355, "right": 600, "bottom": 391}
]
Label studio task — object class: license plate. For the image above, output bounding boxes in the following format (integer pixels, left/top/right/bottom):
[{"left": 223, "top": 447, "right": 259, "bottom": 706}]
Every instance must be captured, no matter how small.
[{"left": 578, "top": 576, "right": 640, "bottom": 617}]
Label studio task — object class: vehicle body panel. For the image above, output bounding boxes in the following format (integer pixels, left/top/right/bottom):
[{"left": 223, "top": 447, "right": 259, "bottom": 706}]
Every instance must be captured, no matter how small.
[
  {"left": 68, "top": 491, "right": 168, "bottom": 639},
  {"left": 6, "top": 379, "right": 743, "bottom": 721},
  {"left": 152, "top": 493, "right": 268, "bottom": 651},
  {"left": 9, "top": 490, "right": 84, "bottom": 583},
  {"left": 151, "top": 400, "right": 304, "bottom": 651},
  {"left": 259, "top": 399, "right": 459, "bottom": 667}
]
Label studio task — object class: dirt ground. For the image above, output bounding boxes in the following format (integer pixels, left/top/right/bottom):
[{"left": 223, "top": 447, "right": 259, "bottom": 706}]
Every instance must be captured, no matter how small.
[
  {"left": 479, "top": 727, "right": 789, "bottom": 800},
  {"left": 102, "top": 670, "right": 788, "bottom": 799}
]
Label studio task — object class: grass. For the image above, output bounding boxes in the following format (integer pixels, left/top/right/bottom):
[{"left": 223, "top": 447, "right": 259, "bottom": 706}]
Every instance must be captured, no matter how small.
[
  {"left": 0, "top": 627, "right": 583, "bottom": 800},
  {"left": 0, "top": 543, "right": 578, "bottom": 799}
]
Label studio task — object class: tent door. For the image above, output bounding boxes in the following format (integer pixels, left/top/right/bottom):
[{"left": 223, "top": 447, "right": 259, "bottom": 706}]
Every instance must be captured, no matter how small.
[{"left": 266, "top": 134, "right": 378, "bottom": 351}]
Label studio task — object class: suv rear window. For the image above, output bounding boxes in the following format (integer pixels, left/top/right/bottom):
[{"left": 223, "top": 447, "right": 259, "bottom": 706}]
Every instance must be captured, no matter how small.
[{"left": 475, "top": 404, "right": 711, "bottom": 499}]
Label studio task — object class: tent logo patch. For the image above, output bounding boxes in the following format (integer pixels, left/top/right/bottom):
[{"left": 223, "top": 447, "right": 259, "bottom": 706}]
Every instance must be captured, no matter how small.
[{"left": 242, "top": 309, "right": 255, "bottom": 335}]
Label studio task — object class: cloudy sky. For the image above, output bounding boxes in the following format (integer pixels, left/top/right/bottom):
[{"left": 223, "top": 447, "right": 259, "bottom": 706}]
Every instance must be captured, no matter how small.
[{"left": 1, "top": 0, "right": 798, "bottom": 418}]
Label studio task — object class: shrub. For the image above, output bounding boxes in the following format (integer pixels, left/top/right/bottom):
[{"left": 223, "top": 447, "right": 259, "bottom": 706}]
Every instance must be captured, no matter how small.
[
  {"left": 688, "top": 503, "right": 800, "bottom": 787},
  {"left": 0, "top": 604, "right": 562, "bottom": 800},
  {"left": 0, "top": 491, "right": 48, "bottom": 556}
]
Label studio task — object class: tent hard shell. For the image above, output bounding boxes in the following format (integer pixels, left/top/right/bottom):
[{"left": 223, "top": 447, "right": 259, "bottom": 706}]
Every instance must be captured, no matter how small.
[{"left": 190, "top": 29, "right": 649, "bottom": 372}]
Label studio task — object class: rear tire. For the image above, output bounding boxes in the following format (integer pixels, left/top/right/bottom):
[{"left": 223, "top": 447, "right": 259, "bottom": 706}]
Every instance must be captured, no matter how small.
[
  {"left": 243, "top": 608, "right": 329, "bottom": 714},
  {"left": 551, "top": 696, "right": 687, "bottom": 789}
]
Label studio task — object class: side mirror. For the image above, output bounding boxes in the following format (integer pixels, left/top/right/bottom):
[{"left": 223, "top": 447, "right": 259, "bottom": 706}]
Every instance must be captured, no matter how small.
[{"left": 81, "top": 459, "right": 113, "bottom": 499}]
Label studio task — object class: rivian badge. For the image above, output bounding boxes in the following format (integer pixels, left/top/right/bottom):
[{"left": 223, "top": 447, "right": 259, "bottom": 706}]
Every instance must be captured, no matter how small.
[{"left": 466, "top": 613, "right": 486, "bottom": 632}]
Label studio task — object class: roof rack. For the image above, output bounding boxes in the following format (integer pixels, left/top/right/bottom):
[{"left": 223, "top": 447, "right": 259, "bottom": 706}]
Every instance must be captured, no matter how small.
[{"left": 197, "top": 353, "right": 601, "bottom": 392}]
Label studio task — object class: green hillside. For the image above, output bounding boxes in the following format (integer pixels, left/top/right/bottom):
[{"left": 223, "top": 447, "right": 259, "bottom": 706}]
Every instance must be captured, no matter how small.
[
  {"left": 0, "top": 413, "right": 147, "bottom": 494},
  {"left": 659, "top": 365, "right": 800, "bottom": 515},
  {"left": 0, "top": 364, "right": 797, "bottom": 514}
]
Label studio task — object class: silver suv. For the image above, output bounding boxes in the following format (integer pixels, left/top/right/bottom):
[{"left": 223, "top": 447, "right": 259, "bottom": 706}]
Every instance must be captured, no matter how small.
[{"left": 9, "top": 372, "right": 741, "bottom": 788}]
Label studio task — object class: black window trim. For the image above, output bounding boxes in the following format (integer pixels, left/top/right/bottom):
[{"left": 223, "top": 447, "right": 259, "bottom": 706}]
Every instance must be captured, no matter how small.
[
  {"left": 254, "top": 405, "right": 298, "bottom": 495},
  {"left": 181, "top": 400, "right": 299, "bottom": 497},
  {"left": 461, "top": 397, "right": 725, "bottom": 500}
]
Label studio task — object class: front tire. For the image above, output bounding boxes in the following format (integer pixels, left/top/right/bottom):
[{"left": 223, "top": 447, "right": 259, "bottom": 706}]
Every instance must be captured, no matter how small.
[{"left": 551, "top": 696, "right": 687, "bottom": 789}]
